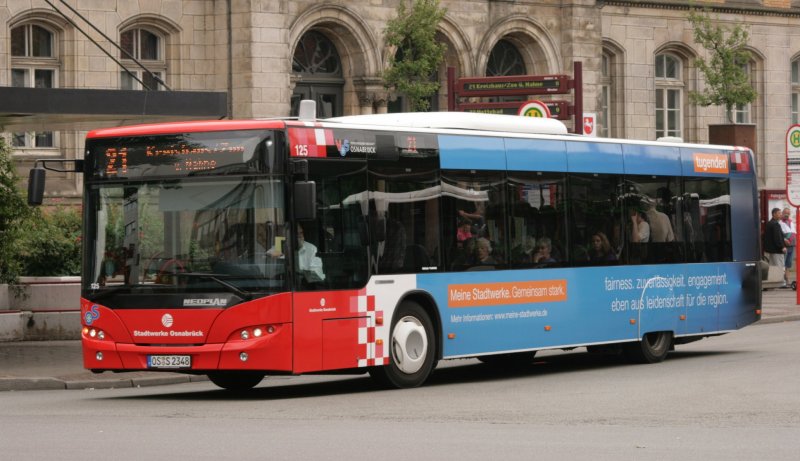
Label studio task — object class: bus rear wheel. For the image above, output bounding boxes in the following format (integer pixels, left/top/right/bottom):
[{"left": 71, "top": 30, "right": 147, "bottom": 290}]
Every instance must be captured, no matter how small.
[
  {"left": 208, "top": 371, "right": 265, "bottom": 391},
  {"left": 624, "top": 331, "right": 672, "bottom": 364},
  {"left": 369, "top": 301, "right": 436, "bottom": 389}
]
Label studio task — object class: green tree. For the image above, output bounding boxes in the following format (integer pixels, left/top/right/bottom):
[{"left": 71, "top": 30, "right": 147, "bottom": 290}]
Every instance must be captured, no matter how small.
[
  {"left": 383, "top": 0, "right": 447, "bottom": 112},
  {"left": 18, "top": 206, "right": 82, "bottom": 277},
  {"left": 0, "top": 136, "right": 30, "bottom": 285},
  {"left": 688, "top": 8, "right": 757, "bottom": 123}
]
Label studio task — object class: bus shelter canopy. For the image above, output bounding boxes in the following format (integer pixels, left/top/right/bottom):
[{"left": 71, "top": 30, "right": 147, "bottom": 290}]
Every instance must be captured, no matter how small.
[{"left": 0, "top": 87, "right": 227, "bottom": 132}]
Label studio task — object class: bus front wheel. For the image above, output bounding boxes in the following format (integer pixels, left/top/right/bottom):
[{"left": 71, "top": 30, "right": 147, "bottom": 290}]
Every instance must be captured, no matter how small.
[
  {"left": 208, "top": 371, "right": 265, "bottom": 391},
  {"left": 623, "top": 331, "right": 672, "bottom": 364},
  {"left": 369, "top": 301, "right": 436, "bottom": 389}
]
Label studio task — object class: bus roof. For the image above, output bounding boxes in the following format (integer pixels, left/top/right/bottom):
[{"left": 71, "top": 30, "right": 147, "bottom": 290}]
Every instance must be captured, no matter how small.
[
  {"left": 86, "top": 119, "right": 286, "bottom": 139},
  {"left": 327, "top": 111, "right": 569, "bottom": 136},
  {"left": 84, "top": 112, "right": 746, "bottom": 154}
]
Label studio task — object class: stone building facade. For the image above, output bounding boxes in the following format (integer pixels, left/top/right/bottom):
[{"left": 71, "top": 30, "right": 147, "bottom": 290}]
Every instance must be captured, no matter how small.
[{"left": 1, "top": 0, "right": 799, "bottom": 198}]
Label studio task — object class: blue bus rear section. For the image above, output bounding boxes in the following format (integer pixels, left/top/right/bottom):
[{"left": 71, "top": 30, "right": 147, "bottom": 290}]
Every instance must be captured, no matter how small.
[
  {"left": 441, "top": 135, "right": 754, "bottom": 177},
  {"left": 417, "top": 262, "right": 759, "bottom": 358}
]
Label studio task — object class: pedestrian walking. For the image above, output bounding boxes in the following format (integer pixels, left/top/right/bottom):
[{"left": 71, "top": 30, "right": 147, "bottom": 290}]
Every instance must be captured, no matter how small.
[
  {"left": 781, "top": 207, "right": 796, "bottom": 287},
  {"left": 764, "top": 207, "right": 787, "bottom": 287}
]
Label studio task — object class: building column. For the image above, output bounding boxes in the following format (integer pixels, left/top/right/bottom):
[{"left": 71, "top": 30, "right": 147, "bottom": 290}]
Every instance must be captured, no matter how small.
[{"left": 353, "top": 78, "right": 387, "bottom": 115}]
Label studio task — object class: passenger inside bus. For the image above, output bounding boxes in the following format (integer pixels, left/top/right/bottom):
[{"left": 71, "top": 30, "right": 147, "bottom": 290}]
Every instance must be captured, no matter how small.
[
  {"left": 475, "top": 238, "right": 497, "bottom": 265},
  {"left": 629, "top": 208, "right": 650, "bottom": 243},
  {"left": 587, "top": 232, "right": 617, "bottom": 263},
  {"left": 532, "top": 237, "right": 557, "bottom": 266},
  {"left": 644, "top": 201, "right": 675, "bottom": 243}
]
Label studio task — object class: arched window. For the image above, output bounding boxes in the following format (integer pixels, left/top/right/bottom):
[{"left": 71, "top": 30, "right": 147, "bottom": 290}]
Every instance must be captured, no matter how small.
[
  {"left": 486, "top": 39, "right": 526, "bottom": 76},
  {"left": 599, "top": 54, "right": 611, "bottom": 138},
  {"left": 10, "top": 23, "right": 58, "bottom": 148},
  {"left": 291, "top": 30, "right": 344, "bottom": 117},
  {"left": 732, "top": 61, "right": 755, "bottom": 124},
  {"left": 655, "top": 53, "right": 683, "bottom": 139},
  {"left": 601, "top": 45, "right": 625, "bottom": 139},
  {"left": 484, "top": 39, "right": 526, "bottom": 106},
  {"left": 792, "top": 58, "right": 799, "bottom": 124},
  {"left": 120, "top": 27, "right": 166, "bottom": 90}
]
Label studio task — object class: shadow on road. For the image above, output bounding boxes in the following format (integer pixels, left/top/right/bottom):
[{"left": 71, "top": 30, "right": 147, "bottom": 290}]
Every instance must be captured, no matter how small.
[{"left": 103, "top": 347, "right": 737, "bottom": 402}]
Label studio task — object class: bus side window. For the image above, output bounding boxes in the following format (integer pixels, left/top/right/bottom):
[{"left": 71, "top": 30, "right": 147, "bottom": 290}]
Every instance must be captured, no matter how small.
[
  {"left": 442, "top": 170, "right": 505, "bottom": 271},
  {"left": 626, "top": 176, "right": 681, "bottom": 264},
  {"left": 565, "top": 173, "right": 615, "bottom": 267},
  {"left": 304, "top": 159, "right": 369, "bottom": 289},
  {"left": 683, "top": 178, "right": 731, "bottom": 263},
  {"left": 370, "top": 156, "right": 441, "bottom": 275}
]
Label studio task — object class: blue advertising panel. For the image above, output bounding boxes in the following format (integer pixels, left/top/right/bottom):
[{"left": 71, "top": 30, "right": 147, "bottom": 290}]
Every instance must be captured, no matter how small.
[
  {"left": 622, "top": 144, "right": 681, "bottom": 176},
  {"left": 566, "top": 141, "right": 624, "bottom": 174},
  {"left": 504, "top": 138, "right": 568, "bottom": 172},
  {"left": 416, "top": 262, "right": 752, "bottom": 358},
  {"left": 439, "top": 135, "right": 506, "bottom": 170}
]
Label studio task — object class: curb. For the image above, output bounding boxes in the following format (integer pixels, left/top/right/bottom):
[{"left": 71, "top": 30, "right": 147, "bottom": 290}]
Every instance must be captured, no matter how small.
[
  {"left": 759, "top": 314, "right": 800, "bottom": 325},
  {"left": 0, "top": 374, "right": 208, "bottom": 392}
]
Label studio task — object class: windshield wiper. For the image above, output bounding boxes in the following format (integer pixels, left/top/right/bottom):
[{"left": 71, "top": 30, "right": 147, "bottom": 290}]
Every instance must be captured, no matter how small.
[{"left": 175, "top": 272, "right": 252, "bottom": 300}]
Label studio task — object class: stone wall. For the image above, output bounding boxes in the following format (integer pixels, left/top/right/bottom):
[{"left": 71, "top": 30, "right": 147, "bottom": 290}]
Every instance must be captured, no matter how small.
[{"left": 0, "top": 278, "right": 81, "bottom": 341}]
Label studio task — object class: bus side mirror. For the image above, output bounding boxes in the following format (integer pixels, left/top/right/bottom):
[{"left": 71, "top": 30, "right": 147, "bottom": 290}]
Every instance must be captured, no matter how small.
[
  {"left": 294, "top": 181, "right": 316, "bottom": 221},
  {"left": 28, "top": 167, "right": 46, "bottom": 206}
]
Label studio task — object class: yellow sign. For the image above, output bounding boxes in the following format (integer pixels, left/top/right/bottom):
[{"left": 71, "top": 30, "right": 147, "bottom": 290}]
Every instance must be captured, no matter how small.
[{"left": 518, "top": 101, "right": 551, "bottom": 118}]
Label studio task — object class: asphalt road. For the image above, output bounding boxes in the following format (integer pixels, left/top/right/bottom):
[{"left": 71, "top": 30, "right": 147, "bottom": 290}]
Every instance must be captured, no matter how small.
[{"left": 1, "top": 321, "right": 798, "bottom": 461}]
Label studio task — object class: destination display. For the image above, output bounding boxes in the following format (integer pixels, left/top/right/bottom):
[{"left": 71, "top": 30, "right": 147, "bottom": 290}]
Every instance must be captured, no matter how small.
[{"left": 88, "top": 131, "right": 266, "bottom": 178}]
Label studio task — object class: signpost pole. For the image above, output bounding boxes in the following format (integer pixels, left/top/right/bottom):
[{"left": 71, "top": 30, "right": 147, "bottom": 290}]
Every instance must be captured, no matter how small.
[{"left": 573, "top": 61, "right": 582, "bottom": 134}]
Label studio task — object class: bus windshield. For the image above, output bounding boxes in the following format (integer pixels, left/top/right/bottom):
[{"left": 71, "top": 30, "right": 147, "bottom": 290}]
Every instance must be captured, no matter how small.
[{"left": 83, "top": 176, "right": 287, "bottom": 304}]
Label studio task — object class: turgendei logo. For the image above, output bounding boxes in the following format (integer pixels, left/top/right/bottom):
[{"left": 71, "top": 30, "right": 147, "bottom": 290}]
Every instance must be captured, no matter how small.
[
  {"left": 183, "top": 298, "right": 228, "bottom": 307},
  {"left": 692, "top": 153, "right": 729, "bottom": 174}
]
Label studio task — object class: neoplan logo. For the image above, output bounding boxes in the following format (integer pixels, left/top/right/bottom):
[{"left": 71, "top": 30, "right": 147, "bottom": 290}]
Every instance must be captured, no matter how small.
[{"left": 183, "top": 298, "right": 228, "bottom": 307}]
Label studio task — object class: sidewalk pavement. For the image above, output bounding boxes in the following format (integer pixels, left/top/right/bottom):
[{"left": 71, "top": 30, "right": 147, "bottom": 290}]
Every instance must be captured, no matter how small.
[{"left": 2, "top": 288, "right": 799, "bottom": 392}]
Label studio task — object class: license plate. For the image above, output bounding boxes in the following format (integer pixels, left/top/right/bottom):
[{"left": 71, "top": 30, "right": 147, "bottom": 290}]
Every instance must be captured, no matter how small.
[{"left": 147, "top": 355, "right": 191, "bottom": 369}]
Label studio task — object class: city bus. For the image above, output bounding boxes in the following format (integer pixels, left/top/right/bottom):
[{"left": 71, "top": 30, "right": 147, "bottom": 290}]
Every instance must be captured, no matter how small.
[{"left": 31, "top": 105, "right": 761, "bottom": 391}]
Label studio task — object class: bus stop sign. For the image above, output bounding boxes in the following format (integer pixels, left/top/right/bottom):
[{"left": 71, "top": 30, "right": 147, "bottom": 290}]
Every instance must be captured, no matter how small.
[{"left": 787, "top": 125, "right": 800, "bottom": 206}]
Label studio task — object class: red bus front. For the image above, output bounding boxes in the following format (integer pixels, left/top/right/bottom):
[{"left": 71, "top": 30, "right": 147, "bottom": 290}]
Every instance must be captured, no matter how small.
[{"left": 79, "top": 122, "right": 378, "bottom": 387}]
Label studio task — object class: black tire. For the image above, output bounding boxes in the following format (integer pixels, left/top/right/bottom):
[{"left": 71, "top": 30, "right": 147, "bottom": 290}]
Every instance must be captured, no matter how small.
[
  {"left": 623, "top": 331, "right": 673, "bottom": 364},
  {"left": 477, "top": 351, "right": 536, "bottom": 367},
  {"left": 207, "top": 371, "right": 265, "bottom": 391},
  {"left": 369, "top": 301, "right": 437, "bottom": 389}
]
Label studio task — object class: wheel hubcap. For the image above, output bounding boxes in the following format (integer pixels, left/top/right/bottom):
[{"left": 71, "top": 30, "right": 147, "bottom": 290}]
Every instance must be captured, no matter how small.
[{"left": 392, "top": 316, "right": 428, "bottom": 374}]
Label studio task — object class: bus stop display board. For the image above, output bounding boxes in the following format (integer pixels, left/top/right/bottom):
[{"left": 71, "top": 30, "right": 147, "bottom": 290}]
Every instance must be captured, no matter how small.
[
  {"left": 456, "top": 75, "right": 569, "bottom": 97},
  {"left": 447, "top": 63, "right": 583, "bottom": 133}
]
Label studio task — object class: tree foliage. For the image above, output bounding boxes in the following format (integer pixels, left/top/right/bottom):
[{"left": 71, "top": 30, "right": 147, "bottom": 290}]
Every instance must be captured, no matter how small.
[
  {"left": 0, "top": 137, "right": 30, "bottom": 285},
  {"left": 18, "top": 206, "right": 82, "bottom": 277},
  {"left": 687, "top": 8, "right": 757, "bottom": 122},
  {"left": 383, "top": 0, "right": 447, "bottom": 112}
]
